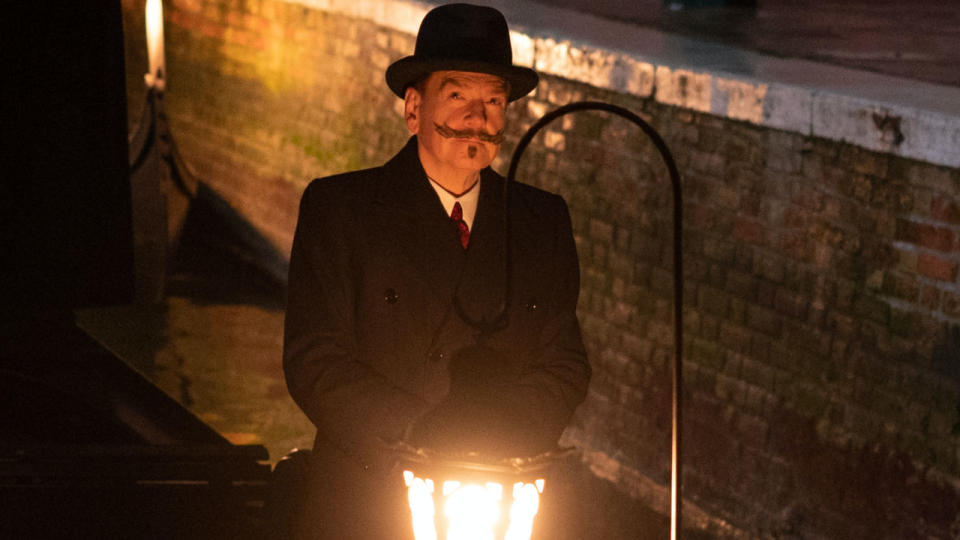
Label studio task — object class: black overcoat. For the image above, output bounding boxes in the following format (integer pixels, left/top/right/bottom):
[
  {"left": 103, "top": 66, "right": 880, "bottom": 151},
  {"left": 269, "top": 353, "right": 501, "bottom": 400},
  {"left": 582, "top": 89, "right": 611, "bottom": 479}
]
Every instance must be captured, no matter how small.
[{"left": 283, "top": 136, "right": 590, "bottom": 538}]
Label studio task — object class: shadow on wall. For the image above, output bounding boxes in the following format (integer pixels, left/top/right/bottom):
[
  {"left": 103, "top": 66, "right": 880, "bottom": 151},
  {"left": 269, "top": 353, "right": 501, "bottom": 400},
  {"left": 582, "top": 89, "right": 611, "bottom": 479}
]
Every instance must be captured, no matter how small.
[
  {"left": 168, "top": 182, "right": 289, "bottom": 307},
  {"left": 932, "top": 323, "right": 960, "bottom": 380}
]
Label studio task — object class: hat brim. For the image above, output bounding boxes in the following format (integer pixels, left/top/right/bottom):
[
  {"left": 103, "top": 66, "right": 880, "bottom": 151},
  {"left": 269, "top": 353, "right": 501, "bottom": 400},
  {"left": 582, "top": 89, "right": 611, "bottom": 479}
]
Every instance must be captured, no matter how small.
[{"left": 386, "top": 57, "right": 539, "bottom": 102}]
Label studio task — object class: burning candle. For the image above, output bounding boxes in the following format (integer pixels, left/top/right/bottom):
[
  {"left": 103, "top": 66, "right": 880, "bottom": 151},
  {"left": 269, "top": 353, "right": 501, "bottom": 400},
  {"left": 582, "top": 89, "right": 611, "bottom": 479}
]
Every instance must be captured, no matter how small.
[{"left": 145, "top": 0, "right": 165, "bottom": 88}]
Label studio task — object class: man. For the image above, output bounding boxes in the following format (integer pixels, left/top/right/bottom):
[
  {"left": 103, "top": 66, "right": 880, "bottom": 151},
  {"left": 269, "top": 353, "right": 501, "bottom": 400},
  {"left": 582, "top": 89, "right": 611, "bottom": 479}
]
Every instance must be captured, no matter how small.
[{"left": 283, "top": 4, "right": 590, "bottom": 538}]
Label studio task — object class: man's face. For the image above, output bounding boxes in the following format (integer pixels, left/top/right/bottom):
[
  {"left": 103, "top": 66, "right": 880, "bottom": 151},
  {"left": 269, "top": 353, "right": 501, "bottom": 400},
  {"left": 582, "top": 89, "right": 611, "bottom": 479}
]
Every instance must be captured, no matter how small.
[{"left": 405, "top": 71, "right": 509, "bottom": 177}]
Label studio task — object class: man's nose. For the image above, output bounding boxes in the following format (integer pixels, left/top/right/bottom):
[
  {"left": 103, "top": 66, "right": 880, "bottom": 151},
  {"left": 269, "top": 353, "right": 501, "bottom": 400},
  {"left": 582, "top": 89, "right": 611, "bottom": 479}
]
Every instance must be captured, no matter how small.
[{"left": 463, "top": 99, "right": 487, "bottom": 126}]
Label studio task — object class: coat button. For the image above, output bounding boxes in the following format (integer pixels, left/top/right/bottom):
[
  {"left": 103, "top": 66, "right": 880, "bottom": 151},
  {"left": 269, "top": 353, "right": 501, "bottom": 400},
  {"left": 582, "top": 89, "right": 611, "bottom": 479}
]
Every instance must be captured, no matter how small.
[
  {"left": 525, "top": 298, "right": 538, "bottom": 311},
  {"left": 384, "top": 288, "right": 399, "bottom": 304},
  {"left": 429, "top": 350, "right": 445, "bottom": 362}
]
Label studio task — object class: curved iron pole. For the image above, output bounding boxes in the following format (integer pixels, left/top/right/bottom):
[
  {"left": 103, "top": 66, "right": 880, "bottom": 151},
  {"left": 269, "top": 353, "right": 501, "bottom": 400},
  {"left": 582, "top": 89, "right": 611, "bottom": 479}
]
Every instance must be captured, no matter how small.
[{"left": 506, "top": 101, "right": 684, "bottom": 540}]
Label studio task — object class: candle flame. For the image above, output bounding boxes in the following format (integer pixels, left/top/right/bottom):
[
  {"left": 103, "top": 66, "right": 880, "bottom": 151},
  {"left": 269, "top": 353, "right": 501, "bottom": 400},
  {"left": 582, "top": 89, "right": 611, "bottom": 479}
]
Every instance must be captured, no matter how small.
[{"left": 145, "top": 0, "right": 165, "bottom": 87}]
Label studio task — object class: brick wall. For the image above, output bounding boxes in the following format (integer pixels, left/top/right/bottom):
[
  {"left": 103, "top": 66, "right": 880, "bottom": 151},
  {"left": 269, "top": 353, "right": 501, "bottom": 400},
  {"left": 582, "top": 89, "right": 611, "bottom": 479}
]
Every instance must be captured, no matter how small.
[
  {"left": 122, "top": 1, "right": 960, "bottom": 537},
  {"left": 123, "top": 0, "right": 413, "bottom": 258},
  {"left": 527, "top": 79, "right": 960, "bottom": 539}
]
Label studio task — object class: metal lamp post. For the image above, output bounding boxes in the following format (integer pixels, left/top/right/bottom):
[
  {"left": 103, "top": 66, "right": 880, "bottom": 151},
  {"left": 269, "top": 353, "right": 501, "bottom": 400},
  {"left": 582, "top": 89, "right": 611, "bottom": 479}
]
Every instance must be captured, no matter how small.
[{"left": 506, "top": 102, "right": 684, "bottom": 540}]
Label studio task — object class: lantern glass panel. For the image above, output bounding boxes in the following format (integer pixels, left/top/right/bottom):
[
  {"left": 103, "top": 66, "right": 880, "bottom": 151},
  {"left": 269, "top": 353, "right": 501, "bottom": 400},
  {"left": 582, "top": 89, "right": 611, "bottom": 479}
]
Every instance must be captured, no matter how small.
[
  {"left": 403, "top": 470, "right": 544, "bottom": 540},
  {"left": 407, "top": 476, "right": 439, "bottom": 540}
]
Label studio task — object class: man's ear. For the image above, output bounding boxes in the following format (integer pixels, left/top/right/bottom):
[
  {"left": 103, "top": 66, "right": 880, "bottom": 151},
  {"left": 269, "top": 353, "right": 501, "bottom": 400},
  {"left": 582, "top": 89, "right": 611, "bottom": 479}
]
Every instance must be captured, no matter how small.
[{"left": 404, "top": 86, "right": 421, "bottom": 135}]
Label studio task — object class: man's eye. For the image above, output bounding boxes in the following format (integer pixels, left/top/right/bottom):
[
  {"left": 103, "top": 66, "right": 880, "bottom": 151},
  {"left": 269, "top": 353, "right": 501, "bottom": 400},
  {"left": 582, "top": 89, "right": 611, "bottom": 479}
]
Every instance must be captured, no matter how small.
[
  {"left": 488, "top": 97, "right": 504, "bottom": 106},
  {"left": 449, "top": 92, "right": 463, "bottom": 100}
]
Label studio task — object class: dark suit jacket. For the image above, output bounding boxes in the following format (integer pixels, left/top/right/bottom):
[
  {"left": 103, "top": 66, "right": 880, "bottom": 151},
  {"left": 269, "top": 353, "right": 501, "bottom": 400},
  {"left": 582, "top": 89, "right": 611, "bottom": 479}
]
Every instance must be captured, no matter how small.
[{"left": 283, "top": 136, "right": 590, "bottom": 538}]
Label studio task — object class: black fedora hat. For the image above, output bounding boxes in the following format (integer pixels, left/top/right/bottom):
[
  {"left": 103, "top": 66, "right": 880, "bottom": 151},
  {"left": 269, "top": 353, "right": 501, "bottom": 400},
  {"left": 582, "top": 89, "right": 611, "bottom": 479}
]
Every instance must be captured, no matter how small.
[{"left": 386, "top": 3, "right": 539, "bottom": 102}]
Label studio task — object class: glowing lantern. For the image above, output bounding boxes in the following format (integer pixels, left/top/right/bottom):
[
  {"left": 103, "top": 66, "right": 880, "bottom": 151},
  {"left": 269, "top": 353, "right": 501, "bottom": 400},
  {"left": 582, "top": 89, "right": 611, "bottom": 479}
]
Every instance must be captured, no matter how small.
[{"left": 398, "top": 446, "right": 565, "bottom": 540}]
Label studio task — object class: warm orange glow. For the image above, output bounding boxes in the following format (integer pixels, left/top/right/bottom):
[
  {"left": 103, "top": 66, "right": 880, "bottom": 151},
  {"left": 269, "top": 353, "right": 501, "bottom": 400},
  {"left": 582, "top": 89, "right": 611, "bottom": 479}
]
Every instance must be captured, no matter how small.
[
  {"left": 442, "top": 480, "right": 461, "bottom": 496},
  {"left": 445, "top": 483, "right": 501, "bottom": 540},
  {"left": 504, "top": 482, "right": 541, "bottom": 540},
  {"left": 404, "top": 470, "right": 545, "bottom": 540},
  {"left": 406, "top": 473, "right": 439, "bottom": 540},
  {"left": 145, "top": 0, "right": 165, "bottom": 88}
]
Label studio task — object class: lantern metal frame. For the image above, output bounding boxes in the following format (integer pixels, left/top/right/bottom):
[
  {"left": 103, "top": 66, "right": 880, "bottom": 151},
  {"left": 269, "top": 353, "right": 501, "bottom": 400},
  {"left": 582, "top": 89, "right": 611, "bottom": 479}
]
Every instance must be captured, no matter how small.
[{"left": 395, "top": 443, "right": 571, "bottom": 540}]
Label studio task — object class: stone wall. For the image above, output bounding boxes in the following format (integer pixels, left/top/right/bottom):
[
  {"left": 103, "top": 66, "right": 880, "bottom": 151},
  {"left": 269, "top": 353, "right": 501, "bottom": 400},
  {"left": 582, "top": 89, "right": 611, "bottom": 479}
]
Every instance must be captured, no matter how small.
[
  {"left": 122, "top": 0, "right": 960, "bottom": 537},
  {"left": 539, "top": 80, "right": 960, "bottom": 539},
  {"left": 123, "top": 0, "right": 415, "bottom": 261}
]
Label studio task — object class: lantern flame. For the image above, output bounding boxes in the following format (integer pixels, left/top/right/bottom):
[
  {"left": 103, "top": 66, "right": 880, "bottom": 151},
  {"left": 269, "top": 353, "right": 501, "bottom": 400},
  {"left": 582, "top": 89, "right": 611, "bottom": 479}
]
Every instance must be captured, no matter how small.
[
  {"left": 404, "top": 470, "right": 543, "bottom": 540},
  {"left": 443, "top": 481, "right": 461, "bottom": 496},
  {"left": 504, "top": 483, "right": 541, "bottom": 540},
  {"left": 445, "top": 484, "right": 500, "bottom": 540},
  {"left": 407, "top": 475, "right": 439, "bottom": 540}
]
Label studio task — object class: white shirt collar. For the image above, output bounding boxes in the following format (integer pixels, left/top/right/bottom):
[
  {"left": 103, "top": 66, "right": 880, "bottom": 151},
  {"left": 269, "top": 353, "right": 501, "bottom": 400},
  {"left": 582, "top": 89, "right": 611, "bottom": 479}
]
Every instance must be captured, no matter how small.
[{"left": 427, "top": 176, "right": 481, "bottom": 229}]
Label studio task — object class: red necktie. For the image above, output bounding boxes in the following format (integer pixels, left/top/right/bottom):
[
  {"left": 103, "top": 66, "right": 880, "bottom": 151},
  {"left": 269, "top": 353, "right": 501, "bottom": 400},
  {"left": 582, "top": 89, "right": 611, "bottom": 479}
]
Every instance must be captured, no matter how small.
[{"left": 450, "top": 201, "right": 470, "bottom": 249}]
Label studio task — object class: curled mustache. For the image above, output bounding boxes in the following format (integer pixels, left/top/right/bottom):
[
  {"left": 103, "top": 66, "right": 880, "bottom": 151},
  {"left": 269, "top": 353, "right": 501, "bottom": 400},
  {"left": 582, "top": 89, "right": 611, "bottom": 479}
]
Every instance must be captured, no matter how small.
[{"left": 434, "top": 122, "right": 504, "bottom": 144}]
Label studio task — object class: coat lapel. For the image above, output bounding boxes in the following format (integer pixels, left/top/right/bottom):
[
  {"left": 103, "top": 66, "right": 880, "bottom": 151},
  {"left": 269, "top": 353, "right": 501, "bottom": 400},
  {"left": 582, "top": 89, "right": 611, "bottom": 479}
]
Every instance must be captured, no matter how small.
[
  {"left": 370, "top": 137, "right": 517, "bottom": 341},
  {"left": 372, "top": 137, "right": 466, "bottom": 308}
]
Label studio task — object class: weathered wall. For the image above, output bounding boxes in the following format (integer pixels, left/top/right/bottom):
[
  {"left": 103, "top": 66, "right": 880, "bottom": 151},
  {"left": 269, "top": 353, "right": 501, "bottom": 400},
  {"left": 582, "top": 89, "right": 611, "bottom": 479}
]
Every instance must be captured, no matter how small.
[
  {"left": 124, "top": 0, "right": 414, "bottom": 258},
  {"left": 547, "top": 83, "right": 960, "bottom": 538},
  {"left": 122, "top": 0, "right": 960, "bottom": 538}
]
